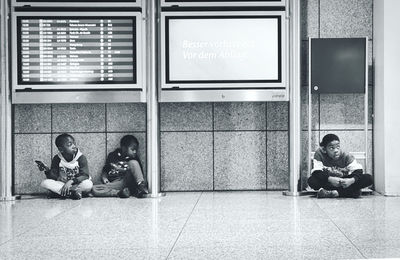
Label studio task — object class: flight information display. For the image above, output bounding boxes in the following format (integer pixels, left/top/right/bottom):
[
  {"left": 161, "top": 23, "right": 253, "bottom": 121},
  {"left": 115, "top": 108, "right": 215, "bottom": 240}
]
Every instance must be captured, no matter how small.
[{"left": 17, "top": 16, "right": 136, "bottom": 86}]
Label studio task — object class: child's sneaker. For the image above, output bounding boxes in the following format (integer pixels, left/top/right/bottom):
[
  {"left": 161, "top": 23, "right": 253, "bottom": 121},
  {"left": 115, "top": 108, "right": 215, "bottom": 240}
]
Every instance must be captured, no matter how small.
[
  {"left": 70, "top": 189, "right": 82, "bottom": 200},
  {"left": 137, "top": 181, "right": 149, "bottom": 198},
  {"left": 317, "top": 188, "right": 339, "bottom": 198},
  {"left": 117, "top": 187, "right": 130, "bottom": 198}
]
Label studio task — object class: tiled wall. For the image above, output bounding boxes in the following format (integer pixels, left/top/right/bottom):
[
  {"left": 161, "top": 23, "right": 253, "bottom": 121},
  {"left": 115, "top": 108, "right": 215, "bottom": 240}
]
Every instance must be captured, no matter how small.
[
  {"left": 13, "top": 104, "right": 147, "bottom": 194},
  {"left": 160, "top": 102, "right": 289, "bottom": 191},
  {"left": 12, "top": 0, "right": 374, "bottom": 194}
]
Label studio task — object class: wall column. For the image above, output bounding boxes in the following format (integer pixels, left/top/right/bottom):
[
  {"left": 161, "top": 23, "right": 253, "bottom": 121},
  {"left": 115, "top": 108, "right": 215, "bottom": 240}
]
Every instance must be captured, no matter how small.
[
  {"left": 0, "top": 1, "right": 14, "bottom": 200},
  {"left": 373, "top": 0, "right": 400, "bottom": 196},
  {"left": 146, "top": 0, "right": 164, "bottom": 197},
  {"left": 285, "top": 0, "right": 301, "bottom": 196}
]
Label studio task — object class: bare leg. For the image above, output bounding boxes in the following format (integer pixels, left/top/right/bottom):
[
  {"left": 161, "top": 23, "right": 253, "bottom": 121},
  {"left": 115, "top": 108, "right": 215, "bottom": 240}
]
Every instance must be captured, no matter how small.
[
  {"left": 126, "top": 160, "right": 145, "bottom": 184},
  {"left": 125, "top": 160, "right": 148, "bottom": 197}
]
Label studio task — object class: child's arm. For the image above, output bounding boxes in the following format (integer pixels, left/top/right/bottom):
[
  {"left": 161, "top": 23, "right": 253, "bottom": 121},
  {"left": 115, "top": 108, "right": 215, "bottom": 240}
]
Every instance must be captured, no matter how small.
[
  {"left": 71, "top": 155, "right": 90, "bottom": 185},
  {"left": 35, "top": 160, "right": 50, "bottom": 171},
  {"left": 324, "top": 167, "right": 345, "bottom": 177},
  {"left": 345, "top": 158, "right": 363, "bottom": 174},
  {"left": 312, "top": 159, "right": 343, "bottom": 176},
  {"left": 101, "top": 159, "right": 111, "bottom": 184},
  {"left": 101, "top": 152, "right": 119, "bottom": 184},
  {"left": 43, "top": 156, "right": 60, "bottom": 180},
  {"left": 311, "top": 159, "right": 324, "bottom": 173}
]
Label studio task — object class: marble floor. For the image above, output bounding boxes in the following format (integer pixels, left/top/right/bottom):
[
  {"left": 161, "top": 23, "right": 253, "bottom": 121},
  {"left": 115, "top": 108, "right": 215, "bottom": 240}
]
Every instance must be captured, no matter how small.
[{"left": 1, "top": 191, "right": 400, "bottom": 260}]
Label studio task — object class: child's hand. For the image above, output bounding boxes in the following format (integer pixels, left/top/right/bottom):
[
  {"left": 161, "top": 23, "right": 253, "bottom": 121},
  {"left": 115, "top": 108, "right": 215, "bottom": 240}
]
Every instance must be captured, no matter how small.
[
  {"left": 330, "top": 168, "right": 344, "bottom": 177},
  {"left": 35, "top": 160, "right": 49, "bottom": 172},
  {"left": 60, "top": 180, "right": 73, "bottom": 197},
  {"left": 340, "top": 178, "right": 355, "bottom": 188},
  {"left": 328, "top": 177, "right": 342, "bottom": 187},
  {"left": 322, "top": 166, "right": 332, "bottom": 172},
  {"left": 102, "top": 177, "right": 110, "bottom": 184}
]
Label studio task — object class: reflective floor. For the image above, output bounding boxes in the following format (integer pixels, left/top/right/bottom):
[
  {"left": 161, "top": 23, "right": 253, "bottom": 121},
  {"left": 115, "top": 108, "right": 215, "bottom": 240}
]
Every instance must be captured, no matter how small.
[{"left": 1, "top": 191, "right": 400, "bottom": 260}]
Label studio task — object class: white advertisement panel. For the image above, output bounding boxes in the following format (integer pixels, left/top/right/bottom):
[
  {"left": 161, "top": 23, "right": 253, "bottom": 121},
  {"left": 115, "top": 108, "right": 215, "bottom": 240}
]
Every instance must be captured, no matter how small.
[{"left": 168, "top": 18, "right": 279, "bottom": 82}]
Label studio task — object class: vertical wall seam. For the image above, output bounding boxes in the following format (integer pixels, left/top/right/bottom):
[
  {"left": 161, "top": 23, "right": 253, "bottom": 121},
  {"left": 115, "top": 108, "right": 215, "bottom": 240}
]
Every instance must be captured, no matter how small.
[
  {"left": 318, "top": 0, "right": 321, "bottom": 142},
  {"left": 212, "top": 102, "right": 215, "bottom": 191},
  {"left": 318, "top": 0, "right": 321, "bottom": 38},
  {"left": 265, "top": 102, "right": 268, "bottom": 190},
  {"left": 104, "top": 103, "right": 108, "bottom": 170},
  {"left": 50, "top": 104, "right": 53, "bottom": 160}
]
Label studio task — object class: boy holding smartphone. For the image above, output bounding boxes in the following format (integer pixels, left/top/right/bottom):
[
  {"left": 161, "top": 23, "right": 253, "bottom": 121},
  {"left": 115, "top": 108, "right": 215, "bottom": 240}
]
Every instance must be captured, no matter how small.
[{"left": 36, "top": 133, "right": 93, "bottom": 200}]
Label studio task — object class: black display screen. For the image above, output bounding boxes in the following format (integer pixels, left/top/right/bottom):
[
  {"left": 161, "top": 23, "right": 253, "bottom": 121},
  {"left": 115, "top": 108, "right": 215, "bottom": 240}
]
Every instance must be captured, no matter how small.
[
  {"left": 17, "top": 17, "right": 136, "bottom": 85},
  {"left": 311, "top": 38, "right": 366, "bottom": 94}
]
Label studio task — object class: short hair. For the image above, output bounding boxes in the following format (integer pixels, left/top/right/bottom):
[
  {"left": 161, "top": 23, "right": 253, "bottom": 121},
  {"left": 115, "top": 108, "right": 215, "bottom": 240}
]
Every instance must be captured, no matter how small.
[
  {"left": 120, "top": 135, "right": 139, "bottom": 148},
  {"left": 55, "top": 133, "right": 74, "bottom": 148},
  {"left": 320, "top": 134, "right": 340, "bottom": 147}
]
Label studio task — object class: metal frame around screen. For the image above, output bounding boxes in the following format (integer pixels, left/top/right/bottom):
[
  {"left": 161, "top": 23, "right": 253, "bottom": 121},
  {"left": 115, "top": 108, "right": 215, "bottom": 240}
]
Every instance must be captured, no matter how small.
[
  {"left": 12, "top": 0, "right": 142, "bottom": 8},
  {"left": 161, "top": 0, "right": 285, "bottom": 7},
  {"left": 160, "top": 11, "right": 288, "bottom": 102},
  {"left": 11, "top": 11, "right": 145, "bottom": 103}
]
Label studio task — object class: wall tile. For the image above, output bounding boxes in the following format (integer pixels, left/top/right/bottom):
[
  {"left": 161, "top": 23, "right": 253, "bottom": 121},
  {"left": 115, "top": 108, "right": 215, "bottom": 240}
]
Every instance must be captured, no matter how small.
[
  {"left": 301, "top": 0, "right": 320, "bottom": 39},
  {"left": 160, "top": 103, "right": 212, "bottom": 131},
  {"left": 319, "top": 130, "right": 373, "bottom": 174},
  {"left": 301, "top": 85, "right": 320, "bottom": 130},
  {"left": 267, "top": 102, "right": 288, "bottom": 130},
  {"left": 320, "top": 93, "right": 371, "bottom": 130},
  {"left": 320, "top": 0, "right": 373, "bottom": 38},
  {"left": 161, "top": 132, "right": 213, "bottom": 191},
  {"left": 214, "top": 102, "right": 266, "bottom": 131},
  {"left": 106, "top": 132, "right": 147, "bottom": 180},
  {"left": 52, "top": 133, "right": 106, "bottom": 185},
  {"left": 14, "top": 104, "right": 51, "bottom": 133},
  {"left": 214, "top": 132, "right": 266, "bottom": 190},
  {"left": 267, "top": 131, "right": 289, "bottom": 190},
  {"left": 14, "top": 134, "right": 52, "bottom": 194},
  {"left": 106, "top": 103, "right": 146, "bottom": 132},
  {"left": 52, "top": 104, "right": 105, "bottom": 133}
]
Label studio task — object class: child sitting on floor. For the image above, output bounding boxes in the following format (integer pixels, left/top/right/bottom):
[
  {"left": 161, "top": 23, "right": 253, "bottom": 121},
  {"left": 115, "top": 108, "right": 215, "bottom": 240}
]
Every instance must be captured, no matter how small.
[
  {"left": 36, "top": 133, "right": 93, "bottom": 200},
  {"left": 308, "top": 133, "right": 373, "bottom": 198},
  {"left": 91, "top": 135, "right": 148, "bottom": 198}
]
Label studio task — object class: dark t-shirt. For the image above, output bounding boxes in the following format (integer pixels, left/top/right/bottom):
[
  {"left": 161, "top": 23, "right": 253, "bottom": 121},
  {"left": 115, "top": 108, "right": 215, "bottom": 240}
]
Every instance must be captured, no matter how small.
[{"left": 102, "top": 148, "right": 144, "bottom": 182}]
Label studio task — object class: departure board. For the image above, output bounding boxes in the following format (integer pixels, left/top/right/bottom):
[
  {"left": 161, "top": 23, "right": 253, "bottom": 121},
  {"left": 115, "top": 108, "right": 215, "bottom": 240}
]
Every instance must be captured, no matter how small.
[{"left": 17, "top": 17, "right": 136, "bottom": 85}]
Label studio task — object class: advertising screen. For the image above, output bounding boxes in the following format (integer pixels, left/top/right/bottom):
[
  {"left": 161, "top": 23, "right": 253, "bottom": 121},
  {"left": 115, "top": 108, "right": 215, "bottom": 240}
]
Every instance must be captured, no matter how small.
[
  {"left": 161, "top": 12, "right": 286, "bottom": 89},
  {"left": 13, "top": 12, "right": 142, "bottom": 90}
]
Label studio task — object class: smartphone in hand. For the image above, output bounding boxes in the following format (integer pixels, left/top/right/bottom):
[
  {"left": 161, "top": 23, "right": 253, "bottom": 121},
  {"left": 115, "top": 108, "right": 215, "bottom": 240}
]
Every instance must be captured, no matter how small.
[{"left": 35, "top": 160, "right": 49, "bottom": 171}]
